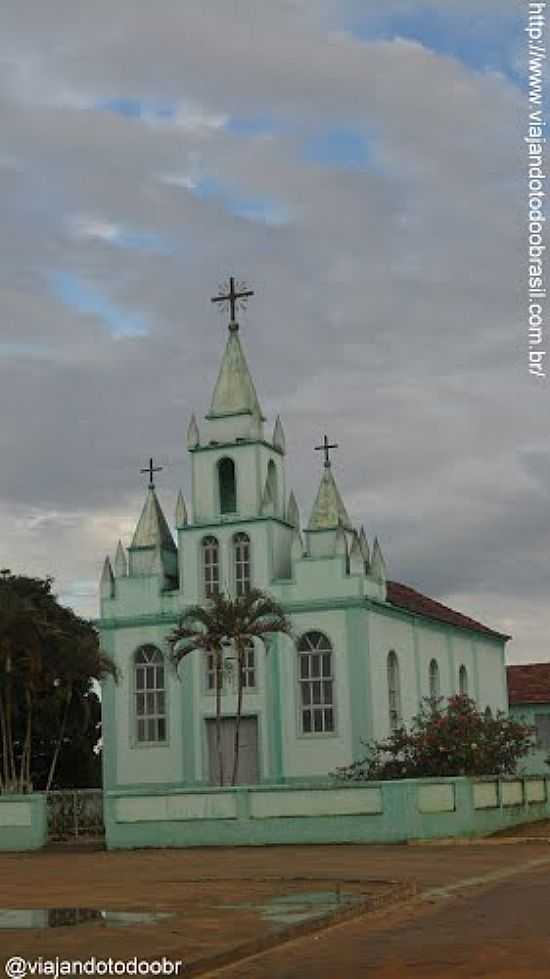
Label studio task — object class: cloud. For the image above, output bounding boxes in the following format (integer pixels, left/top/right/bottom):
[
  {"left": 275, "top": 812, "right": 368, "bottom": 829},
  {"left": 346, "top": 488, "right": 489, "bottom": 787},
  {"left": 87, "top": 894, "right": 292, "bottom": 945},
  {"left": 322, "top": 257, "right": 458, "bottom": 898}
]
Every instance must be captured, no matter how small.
[{"left": 0, "top": 0, "right": 542, "bottom": 663}]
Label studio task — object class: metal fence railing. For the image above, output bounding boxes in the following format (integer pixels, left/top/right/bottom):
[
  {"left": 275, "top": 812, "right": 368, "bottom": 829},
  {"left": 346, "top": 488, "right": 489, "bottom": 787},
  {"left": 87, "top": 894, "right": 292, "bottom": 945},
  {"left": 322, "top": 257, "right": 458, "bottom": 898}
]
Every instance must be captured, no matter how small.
[{"left": 47, "top": 789, "right": 104, "bottom": 841}]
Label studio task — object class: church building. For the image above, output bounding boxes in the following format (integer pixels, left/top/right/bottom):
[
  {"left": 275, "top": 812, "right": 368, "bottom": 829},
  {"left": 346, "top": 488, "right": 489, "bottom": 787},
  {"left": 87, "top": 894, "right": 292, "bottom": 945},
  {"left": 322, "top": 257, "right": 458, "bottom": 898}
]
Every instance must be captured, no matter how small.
[{"left": 98, "top": 283, "right": 510, "bottom": 791}]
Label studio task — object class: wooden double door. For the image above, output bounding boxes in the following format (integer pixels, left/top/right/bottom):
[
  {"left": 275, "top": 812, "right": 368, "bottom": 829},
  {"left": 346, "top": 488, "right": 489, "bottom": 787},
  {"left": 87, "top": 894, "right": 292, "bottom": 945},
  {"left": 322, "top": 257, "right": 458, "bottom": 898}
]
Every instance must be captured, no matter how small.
[{"left": 206, "top": 716, "right": 259, "bottom": 785}]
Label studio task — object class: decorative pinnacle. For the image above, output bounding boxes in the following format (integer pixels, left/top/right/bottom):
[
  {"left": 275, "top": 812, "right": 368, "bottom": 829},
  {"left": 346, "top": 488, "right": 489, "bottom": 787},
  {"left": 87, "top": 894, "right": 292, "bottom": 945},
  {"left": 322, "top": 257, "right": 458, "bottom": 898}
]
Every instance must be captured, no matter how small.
[{"left": 211, "top": 276, "right": 254, "bottom": 332}]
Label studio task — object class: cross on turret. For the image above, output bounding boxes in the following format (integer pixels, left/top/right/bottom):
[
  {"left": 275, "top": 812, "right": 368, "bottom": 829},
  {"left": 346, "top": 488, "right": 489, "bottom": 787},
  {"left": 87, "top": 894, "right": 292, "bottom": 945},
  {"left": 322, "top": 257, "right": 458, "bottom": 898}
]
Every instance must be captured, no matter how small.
[
  {"left": 140, "top": 457, "right": 163, "bottom": 489},
  {"left": 211, "top": 276, "right": 254, "bottom": 332},
  {"left": 315, "top": 435, "right": 338, "bottom": 469}
]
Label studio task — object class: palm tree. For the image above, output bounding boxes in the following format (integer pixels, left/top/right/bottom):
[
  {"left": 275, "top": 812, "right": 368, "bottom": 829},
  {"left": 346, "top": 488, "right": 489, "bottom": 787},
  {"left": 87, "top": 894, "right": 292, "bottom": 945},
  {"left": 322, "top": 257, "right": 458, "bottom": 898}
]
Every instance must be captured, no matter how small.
[{"left": 169, "top": 589, "right": 291, "bottom": 786}]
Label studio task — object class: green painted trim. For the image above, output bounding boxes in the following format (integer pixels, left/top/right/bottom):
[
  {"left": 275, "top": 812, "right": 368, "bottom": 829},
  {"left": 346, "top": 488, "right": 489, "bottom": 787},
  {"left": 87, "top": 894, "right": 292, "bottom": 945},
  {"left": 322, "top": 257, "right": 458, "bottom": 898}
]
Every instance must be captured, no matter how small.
[
  {"left": 98, "top": 612, "right": 181, "bottom": 630},
  {"left": 471, "top": 639, "right": 481, "bottom": 703},
  {"left": 180, "top": 515, "right": 293, "bottom": 532},
  {"left": 179, "top": 657, "right": 196, "bottom": 782},
  {"left": 190, "top": 439, "right": 283, "bottom": 457},
  {"left": 268, "top": 637, "right": 283, "bottom": 781},
  {"left": 412, "top": 620, "right": 422, "bottom": 706},
  {"left": 0, "top": 794, "right": 48, "bottom": 851},
  {"left": 101, "top": 676, "right": 118, "bottom": 789},
  {"left": 446, "top": 633, "right": 456, "bottom": 694},
  {"left": 346, "top": 606, "right": 370, "bottom": 759}
]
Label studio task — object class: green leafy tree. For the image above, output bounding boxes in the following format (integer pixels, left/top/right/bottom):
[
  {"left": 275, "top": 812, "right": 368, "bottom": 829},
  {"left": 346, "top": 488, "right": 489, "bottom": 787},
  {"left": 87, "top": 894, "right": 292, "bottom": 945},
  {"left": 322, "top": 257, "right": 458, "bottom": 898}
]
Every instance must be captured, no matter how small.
[
  {"left": 336, "top": 695, "right": 535, "bottom": 782},
  {"left": 169, "top": 589, "right": 291, "bottom": 785},
  {"left": 0, "top": 572, "right": 117, "bottom": 793}
]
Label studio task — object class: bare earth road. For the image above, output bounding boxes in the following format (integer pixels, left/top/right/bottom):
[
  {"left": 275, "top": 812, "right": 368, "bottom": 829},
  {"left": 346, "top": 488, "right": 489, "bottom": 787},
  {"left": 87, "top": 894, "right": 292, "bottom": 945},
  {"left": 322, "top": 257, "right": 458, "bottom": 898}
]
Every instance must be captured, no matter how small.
[
  {"left": 208, "top": 846, "right": 550, "bottom": 979},
  {"left": 1, "top": 839, "right": 550, "bottom": 978}
]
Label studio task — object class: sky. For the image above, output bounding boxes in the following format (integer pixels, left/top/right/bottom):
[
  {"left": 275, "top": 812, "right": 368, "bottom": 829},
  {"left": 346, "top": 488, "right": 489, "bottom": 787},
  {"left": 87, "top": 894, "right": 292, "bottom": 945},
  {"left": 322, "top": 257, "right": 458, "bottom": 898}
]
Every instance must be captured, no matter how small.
[{"left": 0, "top": 0, "right": 543, "bottom": 662}]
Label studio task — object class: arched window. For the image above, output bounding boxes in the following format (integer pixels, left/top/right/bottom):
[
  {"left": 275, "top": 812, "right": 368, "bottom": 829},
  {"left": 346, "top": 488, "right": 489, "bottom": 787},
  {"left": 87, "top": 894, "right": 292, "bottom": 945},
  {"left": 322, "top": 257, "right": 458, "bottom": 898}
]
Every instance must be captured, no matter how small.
[
  {"left": 266, "top": 460, "right": 278, "bottom": 512},
  {"left": 218, "top": 457, "right": 237, "bottom": 514},
  {"left": 134, "top": 646, "right": 166, "bottom": 743},
  {"left": 297, "top": 632, "right": 334, "bottom": 734},
  {"left": 459, "top": 664, "right": 469, "bottom": 696},
  {"left": 429, "top": 658, "right": 440, "bottom": 701},
  {"left": 202, "top": 536, "right": 220, "bottom": 597},
  {"left": 233, "top": 532, "right": 251, "bottom": 596},
  {"left": 387, "top": 651, "right": 402, "bottom": 732}
]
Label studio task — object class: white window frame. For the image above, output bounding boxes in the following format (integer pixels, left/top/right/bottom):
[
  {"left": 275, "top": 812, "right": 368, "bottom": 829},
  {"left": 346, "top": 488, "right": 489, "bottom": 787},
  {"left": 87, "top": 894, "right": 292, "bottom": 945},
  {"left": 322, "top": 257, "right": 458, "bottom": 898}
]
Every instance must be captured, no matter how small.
[
  {"left": 202, "top": 535, "right": 220, "bottom": 599},
  {"left": 205, "top": 641, "right": 256, "bottom": 693},
  {"left": 134, "top": 645, "right": 167, "bottom": 744},
  {"left": 387, "top": 650, "right": 402, "bottom": 732},
  {"left": 297, "top": 632, "right": 335, "bottom": 736},
  {"left": 458, "top": 664, "right": 469, "bottom": 696},
  {"left": 233, "top": 532, "right": 251, "bottom": 596},
  {"left": 429, "top": 658, "right": 440, "bottom": 701}
]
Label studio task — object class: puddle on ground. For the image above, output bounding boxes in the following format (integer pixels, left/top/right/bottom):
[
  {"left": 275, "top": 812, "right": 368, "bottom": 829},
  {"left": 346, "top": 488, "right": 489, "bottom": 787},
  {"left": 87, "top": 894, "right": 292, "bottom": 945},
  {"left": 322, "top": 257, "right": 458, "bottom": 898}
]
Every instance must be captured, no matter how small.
[
  {"left": 223, "top": 889, "right": 365, "bottom": 927},
  {"left": 0, "top": 909, "right": 174, "bottom": 931}
]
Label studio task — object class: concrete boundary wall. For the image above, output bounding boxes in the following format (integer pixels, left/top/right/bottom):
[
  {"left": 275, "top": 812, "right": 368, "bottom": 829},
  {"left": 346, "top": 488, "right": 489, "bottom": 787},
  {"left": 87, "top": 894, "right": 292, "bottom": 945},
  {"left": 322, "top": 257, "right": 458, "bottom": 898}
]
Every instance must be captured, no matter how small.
[
  {"left": 104, "top": 776, "right": 550, "bottom": 850},
  {"left": 0, "top": 794, "right": 48, "bottom": 851}
]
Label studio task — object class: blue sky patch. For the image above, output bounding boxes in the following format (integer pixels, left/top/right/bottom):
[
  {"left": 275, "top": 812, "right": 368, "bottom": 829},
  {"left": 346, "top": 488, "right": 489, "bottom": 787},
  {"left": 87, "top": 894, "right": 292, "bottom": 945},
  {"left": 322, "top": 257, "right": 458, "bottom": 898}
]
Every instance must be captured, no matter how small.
[
  {"left": 49, "top": 271, "right": 148, "bottom": 339},
  {"left": 97, "top": 97, "right": 177, "bottom": 121},
  {"left": 303, "top": 126, "right": 373, "bottom": 170},
  {"left": 349, "top": 7, "right": 523, "bottom": 86},
  {"left": 185, "top": 175, "right": 290, "bottom": 226}
]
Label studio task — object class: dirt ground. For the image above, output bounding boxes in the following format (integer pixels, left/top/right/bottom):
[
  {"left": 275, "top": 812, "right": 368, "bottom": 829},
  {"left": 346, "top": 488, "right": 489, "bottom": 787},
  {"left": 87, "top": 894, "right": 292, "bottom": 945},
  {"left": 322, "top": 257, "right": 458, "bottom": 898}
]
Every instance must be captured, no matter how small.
[{"left": 1, "top": 834, "right": 550, "bottom": 977}]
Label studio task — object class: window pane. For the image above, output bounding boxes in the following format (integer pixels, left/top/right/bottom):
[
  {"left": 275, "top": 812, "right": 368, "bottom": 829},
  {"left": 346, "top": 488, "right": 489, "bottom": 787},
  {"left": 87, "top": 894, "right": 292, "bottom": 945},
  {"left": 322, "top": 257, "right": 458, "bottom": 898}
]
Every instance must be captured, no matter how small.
[
  {"left": 156, "top": 691, "right": 165, "bottom": 714},
  {"left": 158, "top": 718, "right": 166, "bottom": 741},
  {"left": 137, "top": 719, "right": 145, "bottom": 742},
  {"left": 312, "top": 681, "right": 321, "bottom": 704},
  {"left": 147, "top": 718, "right": 156, "bottom": 741},
  {"left": 146, "top": 668, "right": 155, "bottom": 689},
  {"left": 136, "top": 670, "right": 144, "bottom": 691},
  {"left": 301, "top": 685, "right": 311, "bottom": 706},
  {"left": 300, "top": 656, "right": 309, "bottom": 679},
  {"left": 136, "top": 693, "right": 145, "bottom": 716},
  {"left": 324, "top": 709, "right": 334, "bottom": 731},
  {"left": 313, "top": 710, "right": 323, "bottom": 732},
  {"left": 322, "top": 654, "right": 331, "bottom": 677},
  {"left": 303, "top": 710, "right": 312, "bottom": 733},
  {"left": 311, "top": 655, "right": 320, "bottom": 678}
]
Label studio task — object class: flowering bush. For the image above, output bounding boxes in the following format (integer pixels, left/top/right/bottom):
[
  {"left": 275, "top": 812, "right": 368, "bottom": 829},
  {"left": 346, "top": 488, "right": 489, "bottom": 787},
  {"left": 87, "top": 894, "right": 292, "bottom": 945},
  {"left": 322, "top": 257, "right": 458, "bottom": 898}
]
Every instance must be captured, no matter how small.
[{"left": 336, "top": 696, "right": 535, "bottom": 781}]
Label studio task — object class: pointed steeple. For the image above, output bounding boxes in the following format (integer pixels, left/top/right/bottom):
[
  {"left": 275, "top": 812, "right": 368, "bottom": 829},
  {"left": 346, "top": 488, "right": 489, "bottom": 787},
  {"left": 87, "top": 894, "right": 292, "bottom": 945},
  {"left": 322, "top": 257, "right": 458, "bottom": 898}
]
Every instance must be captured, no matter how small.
[
  {"left": 131, "top": 486, "right": 176, "bottom": 552},
  {"left": 100, "top": 556, "right": 115, "bottom": 599},
  {"left": 272, "top": 415, "right": 286, "bottom": 453},
  {"left": 114, "top": 540, "right": 127, "bottom": 577},
  {"left": 370, "top": 537, "right": 386, "bottom": 584},
  {"left": 208, "top": 331, "right": 264, "bottom": 420},
  {"left": 175, "top": 490, "right": 188, "bottom": 528},
  {"left": 286, "top": 490, "right": 300, "bottom": 529},
  {"left": 187, "top": 414, "right": 200, "bottom": 449},
  {"left": 308, "top": 467, "right": 352, "bottom": 531}
]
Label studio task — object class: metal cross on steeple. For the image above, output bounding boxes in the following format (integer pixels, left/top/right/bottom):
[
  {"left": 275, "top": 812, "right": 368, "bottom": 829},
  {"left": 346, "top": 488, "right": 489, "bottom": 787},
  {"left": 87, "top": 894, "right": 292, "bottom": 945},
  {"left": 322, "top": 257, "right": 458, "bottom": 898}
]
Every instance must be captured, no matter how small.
[
  {"left": 140, "top": 457, "right": 163, "bottom": 489},
  {"left": 211, "top": 276, "right": 254, "bottom": 332},
  {"left": 315, "top": 434, "right": 339, "bottom": 469}
]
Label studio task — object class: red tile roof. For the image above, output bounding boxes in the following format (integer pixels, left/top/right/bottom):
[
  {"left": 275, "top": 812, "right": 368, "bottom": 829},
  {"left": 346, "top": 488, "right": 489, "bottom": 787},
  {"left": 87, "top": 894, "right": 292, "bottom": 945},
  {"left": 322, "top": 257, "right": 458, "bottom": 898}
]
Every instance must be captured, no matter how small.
[
  {"left": 507, "top": 664, "right": 550, "bottom": 705},
  {"left": 386, "top": 580, "right": 509, "bottom": 641}
]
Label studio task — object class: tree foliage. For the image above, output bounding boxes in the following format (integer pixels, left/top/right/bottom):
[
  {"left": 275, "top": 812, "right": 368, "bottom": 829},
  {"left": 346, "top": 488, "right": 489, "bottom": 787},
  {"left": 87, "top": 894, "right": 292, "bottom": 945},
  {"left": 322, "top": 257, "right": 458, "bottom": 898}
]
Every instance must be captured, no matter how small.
[
  {"left": 0, "top": 572, "right": 117, "bottom": 793},
  {"left": 336, "top": 695, "right": 535, "bottom": 782}
]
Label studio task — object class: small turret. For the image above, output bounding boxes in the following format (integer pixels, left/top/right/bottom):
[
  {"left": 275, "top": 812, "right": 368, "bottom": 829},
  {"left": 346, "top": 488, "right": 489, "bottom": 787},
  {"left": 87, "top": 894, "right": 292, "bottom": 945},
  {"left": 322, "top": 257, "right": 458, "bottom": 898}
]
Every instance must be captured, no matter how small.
[
  {"left": 348, "top": 532, "right": 364, "bottom": 575},
  {"left": 175, "top": 490, "right": 188, "bottom": 528},
  {"left": 272, "top": 415, "right": 286, "bottom": 454},
  {"left": 370, "top": 537, "right": 386, "bottom": 585},
  {"left": 286, "top": 490, "right": 300, "bottom": 529},
  {"left": 187, "top": 414, "right": 200, "bottom": 450},
  {"left": 114, "top": 540, "right": 127, "bottom": 578},
  {"left": 100, "top": 556, "right": 115, "bottom": 599},
  {"left": 359, "top": 526, "right": 370, "bottom": 567}
]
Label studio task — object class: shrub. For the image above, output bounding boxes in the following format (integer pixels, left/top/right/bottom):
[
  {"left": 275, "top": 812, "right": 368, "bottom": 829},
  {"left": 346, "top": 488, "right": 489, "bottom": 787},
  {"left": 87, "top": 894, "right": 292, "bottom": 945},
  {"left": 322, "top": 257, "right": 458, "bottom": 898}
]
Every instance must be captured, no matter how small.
[{"left": 336, "top": 695, "right": 535, "bottom": 781}]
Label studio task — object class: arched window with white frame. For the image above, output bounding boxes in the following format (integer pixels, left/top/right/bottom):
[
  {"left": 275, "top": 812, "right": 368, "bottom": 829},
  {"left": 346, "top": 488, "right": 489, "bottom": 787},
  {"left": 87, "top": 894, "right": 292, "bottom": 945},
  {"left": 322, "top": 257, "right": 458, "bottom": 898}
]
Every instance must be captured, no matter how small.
[
  {"left": 202, "top": 536, "right": 220, "bottom": 598},
  {"left": 134, "top": 645, "right": 166, "bottom": 743},
  {"left": 459, "top": 664, "right": 469, "bottom": 696},
  {"left": 233, "top": 532, "right": 251, "bottom": 596},
  {"left": 429, "top": 658, "right": 440, "bottom": 701},
  {"left": 297, "top": 632, "right": 335, "bottom": 734},
  {"left": 387, "top": 650, "right": 402, "bottom": 732}
]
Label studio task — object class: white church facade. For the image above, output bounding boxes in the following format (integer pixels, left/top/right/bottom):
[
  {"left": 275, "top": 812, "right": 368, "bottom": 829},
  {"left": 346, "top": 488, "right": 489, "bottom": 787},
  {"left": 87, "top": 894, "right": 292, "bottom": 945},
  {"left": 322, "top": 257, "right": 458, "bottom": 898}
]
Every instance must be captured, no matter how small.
[{"left": 98, "top": 294, "right": 510, "bottom": 794}]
